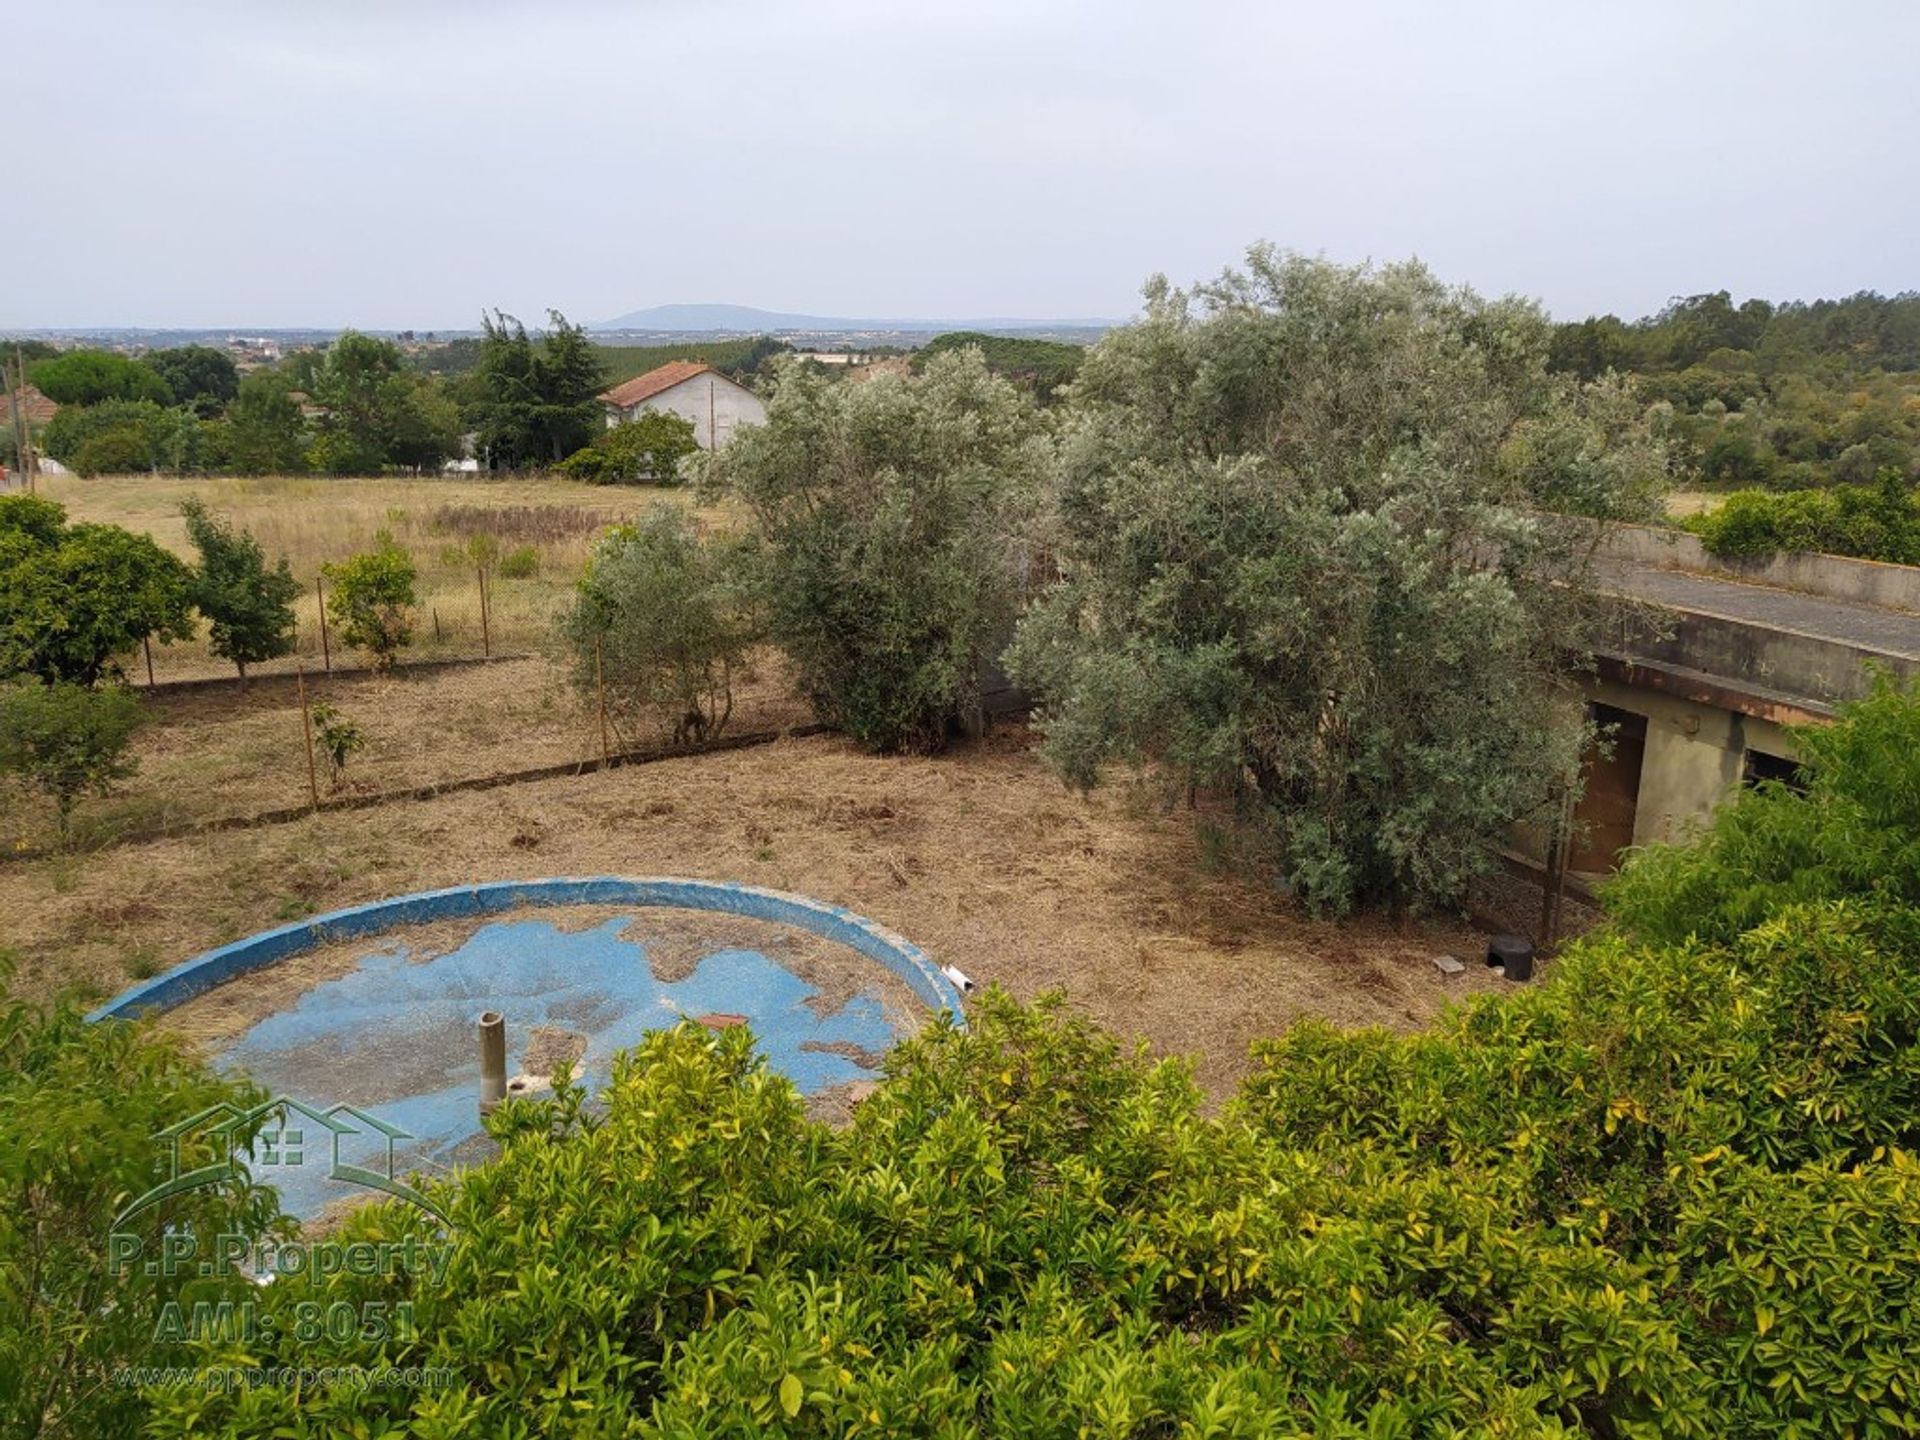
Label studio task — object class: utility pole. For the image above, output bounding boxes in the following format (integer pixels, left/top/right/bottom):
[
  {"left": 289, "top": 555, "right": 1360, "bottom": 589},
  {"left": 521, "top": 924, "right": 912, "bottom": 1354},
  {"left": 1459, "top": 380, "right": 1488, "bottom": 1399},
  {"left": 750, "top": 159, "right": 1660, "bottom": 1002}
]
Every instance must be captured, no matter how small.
[
  {"left": 7, "top": 349, "right": 28, "bottom": 493},
  {"left": 707, "top": 380, "right": 716, "bottom": 451}
]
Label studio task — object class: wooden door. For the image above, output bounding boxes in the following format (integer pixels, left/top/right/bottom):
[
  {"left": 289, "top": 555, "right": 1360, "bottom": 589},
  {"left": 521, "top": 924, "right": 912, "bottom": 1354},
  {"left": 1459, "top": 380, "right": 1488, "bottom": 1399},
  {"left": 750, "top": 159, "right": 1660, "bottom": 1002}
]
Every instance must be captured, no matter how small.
[{"left": 1568, "top": 703, "right": 1648, "bottom": 873}]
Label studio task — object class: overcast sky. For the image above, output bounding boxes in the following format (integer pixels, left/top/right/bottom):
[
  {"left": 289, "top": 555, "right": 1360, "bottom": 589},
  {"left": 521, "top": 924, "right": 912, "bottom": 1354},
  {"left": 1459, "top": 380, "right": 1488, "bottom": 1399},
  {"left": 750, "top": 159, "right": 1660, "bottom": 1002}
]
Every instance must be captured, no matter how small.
[{"left": 7, "top": 0, "right": 1916, "bottom": 330}]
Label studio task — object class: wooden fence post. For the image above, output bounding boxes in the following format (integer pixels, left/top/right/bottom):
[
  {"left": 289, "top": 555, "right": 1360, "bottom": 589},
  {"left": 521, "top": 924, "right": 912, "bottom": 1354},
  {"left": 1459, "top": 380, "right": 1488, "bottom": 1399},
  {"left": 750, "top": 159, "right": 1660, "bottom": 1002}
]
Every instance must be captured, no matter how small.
[
  {"left": 594, "top": 634, "right": 611, "bottom": 765},
  {"left": 315, "top": 576, "right": 332, "bottom": 673},
  {"left": 296, "top": 665, "right": 321, "bottom": 812},
  {"left": 477, "top": 564, "right": 491, "bottom": 659}
]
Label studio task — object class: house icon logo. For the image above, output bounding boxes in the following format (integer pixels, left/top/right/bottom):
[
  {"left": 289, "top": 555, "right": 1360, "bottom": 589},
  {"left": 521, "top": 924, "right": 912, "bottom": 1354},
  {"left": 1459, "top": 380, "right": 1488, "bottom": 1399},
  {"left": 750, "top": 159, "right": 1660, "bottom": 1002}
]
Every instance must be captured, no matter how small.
[{"left": 115, "top": 1096, "right": 450, "bottom": 1229}]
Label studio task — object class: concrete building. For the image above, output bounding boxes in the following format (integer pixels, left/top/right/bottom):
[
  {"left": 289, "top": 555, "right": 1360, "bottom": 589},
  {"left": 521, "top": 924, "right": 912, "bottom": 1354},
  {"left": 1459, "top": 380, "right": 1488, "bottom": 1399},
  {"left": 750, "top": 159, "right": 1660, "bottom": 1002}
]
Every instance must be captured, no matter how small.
[
  {"left": 597, "top": 362, "right": 766, "bottom": 451},
  {"left": 1551, "top": 524, "right": 1920, "bottom": 880}
]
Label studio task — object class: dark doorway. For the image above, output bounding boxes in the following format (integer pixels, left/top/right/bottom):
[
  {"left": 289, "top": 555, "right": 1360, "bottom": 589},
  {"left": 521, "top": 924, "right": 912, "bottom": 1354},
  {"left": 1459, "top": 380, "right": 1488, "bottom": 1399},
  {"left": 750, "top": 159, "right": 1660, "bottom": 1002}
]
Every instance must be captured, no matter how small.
[{"left": 1569, "top": 703, "right": 1649, "bottom": 873}]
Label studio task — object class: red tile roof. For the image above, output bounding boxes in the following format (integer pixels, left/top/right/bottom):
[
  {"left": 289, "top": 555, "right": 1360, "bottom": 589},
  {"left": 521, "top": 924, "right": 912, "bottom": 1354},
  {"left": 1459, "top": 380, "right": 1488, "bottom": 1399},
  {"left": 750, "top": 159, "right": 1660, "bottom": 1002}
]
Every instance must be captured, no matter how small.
[
  {"left": 599, "top": 361, "right": 712, "bottom": 409},
  {"left": 0, "top": 383, "right": 58, "bottom": 426}
]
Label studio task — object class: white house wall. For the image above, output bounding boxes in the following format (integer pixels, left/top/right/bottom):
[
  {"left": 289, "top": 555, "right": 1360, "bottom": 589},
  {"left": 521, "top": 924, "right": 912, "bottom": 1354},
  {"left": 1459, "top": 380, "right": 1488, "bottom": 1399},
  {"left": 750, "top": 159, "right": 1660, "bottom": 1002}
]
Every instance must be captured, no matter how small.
[{"left": 612, "top": 374, "right": 766, "bottom": 450}]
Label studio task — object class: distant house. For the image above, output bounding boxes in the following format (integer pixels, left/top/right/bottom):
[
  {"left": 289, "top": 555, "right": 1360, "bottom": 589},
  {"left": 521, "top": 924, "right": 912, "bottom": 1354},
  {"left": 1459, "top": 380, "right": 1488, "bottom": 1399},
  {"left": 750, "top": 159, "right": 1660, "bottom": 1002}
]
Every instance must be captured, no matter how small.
[
  {"left": 597, "top": 362, "right": 765, "bottom": 451},
  {"left": 0, "top": 382, "right": 58, "bottom": 428}
]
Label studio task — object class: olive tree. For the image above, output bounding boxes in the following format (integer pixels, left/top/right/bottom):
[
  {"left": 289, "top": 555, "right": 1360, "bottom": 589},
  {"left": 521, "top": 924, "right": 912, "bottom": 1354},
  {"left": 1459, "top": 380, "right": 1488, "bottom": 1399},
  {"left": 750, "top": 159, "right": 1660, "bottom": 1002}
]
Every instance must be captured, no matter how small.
[
  {"left": 561, "top": 505, "right": 759, "bottom": 745},
  {"left": 705, "top": 350, "right": 1051, "bottom": 752},
  {"left": 1010, "top": 249, "right": 1665, "bottom": 913}
]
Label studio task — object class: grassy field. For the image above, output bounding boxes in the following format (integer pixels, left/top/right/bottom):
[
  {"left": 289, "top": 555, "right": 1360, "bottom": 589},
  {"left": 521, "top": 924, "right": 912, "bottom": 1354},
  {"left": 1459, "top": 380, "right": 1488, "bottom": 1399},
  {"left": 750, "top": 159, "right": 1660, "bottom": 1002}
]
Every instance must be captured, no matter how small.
[{"left": 40, "top": 471, "right": 706, "bottom": 680}]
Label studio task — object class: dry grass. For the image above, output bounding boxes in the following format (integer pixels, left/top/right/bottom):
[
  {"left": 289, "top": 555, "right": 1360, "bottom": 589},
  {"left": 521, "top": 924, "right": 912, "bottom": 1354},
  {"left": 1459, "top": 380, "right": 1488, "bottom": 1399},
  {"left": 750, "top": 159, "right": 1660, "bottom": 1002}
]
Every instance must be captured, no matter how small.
[
  {"left": 0, "top": 725, "right": 1509, "bottom": 1099},
  {"left": 41, "top": 471, "right": 720, "bottom": 680},
  {"left": 0, "top": 653, "right": 808, "bottom": 853},
  {"left": 1665, "top": 490, "right": 1724, "bottom": 519}
]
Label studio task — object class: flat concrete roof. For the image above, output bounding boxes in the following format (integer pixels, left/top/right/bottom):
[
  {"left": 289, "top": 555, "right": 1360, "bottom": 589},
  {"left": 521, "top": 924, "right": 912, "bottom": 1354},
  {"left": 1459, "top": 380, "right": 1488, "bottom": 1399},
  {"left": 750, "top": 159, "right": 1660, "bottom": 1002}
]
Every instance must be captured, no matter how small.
[{"left": 1600, "top": 559, "right": 1920, "bottom": 661}]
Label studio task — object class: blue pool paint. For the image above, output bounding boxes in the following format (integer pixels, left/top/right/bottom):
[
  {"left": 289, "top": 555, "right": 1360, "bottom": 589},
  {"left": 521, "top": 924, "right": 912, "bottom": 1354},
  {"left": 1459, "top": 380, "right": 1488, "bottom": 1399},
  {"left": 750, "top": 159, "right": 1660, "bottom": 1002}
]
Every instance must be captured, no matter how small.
[
  {"left": 89, "top": 877, "right": 963, "bottom": 1023},
  {"left": 89, "top": 880, "right": 963, "bottom": 1223},
  {"left": 217, "top": 914, "right": 902, "bottom": 1218}
]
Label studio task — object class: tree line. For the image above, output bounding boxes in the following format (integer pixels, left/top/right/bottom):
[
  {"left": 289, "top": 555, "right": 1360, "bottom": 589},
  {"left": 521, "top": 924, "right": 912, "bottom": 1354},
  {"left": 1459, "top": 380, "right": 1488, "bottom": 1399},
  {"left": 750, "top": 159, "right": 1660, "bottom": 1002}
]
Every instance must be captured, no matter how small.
[
  {"left": 1550, "top": 288, "right": 1920, "bottom": 491},
  {"left": 13, "top": 314, "right": 722, "bottom": 480}
]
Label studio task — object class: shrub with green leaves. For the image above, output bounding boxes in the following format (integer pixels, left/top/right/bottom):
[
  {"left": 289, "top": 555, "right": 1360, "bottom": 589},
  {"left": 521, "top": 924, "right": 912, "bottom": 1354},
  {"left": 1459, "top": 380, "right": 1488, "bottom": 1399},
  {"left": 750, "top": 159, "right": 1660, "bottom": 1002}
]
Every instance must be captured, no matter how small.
[
  {"left": 307, "top": 701, "right": 365, "bottom": 786},
  {"left": 557, "top": 411, "right": 699, "bottom": 484},
  {"left": 497, "top": 544, "right": 539, "bottom": 579},
  {"left": 1603, "top": 668, "right": 1920, "bottom": 947},
  {"left": 181, "top": 500, "right": 301, "bottom": 683},
  {"left": 0, "top": 971, "right": 285, "bottom": 1440},
  {"left": 131, "top": 678, "right": 1920, "bottom": 1438},
  {"left": 561, "top": 505, "right": 759, "bottom": 744},
  {"left": 1684, "top": 469, "right": 1920, "bottom": 563},
  {"left": 706, "top": 348, "right": 1050, "bottom": 752},
  {"left": 0, "top": 495, "right": 195, "bottom": 686},
  {"left": 321, "top": 537, "right": 417, "bottom": 672},
  {"left": 0, "top": 681, "right": 143, "bottom": 840}
]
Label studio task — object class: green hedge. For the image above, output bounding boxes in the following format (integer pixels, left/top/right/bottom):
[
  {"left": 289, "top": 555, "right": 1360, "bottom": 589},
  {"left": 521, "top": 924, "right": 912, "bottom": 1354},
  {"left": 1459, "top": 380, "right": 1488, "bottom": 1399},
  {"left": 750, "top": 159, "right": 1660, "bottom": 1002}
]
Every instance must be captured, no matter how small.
[{"left": 1685, "top": 471, "right": 1920, "bottom": 563}]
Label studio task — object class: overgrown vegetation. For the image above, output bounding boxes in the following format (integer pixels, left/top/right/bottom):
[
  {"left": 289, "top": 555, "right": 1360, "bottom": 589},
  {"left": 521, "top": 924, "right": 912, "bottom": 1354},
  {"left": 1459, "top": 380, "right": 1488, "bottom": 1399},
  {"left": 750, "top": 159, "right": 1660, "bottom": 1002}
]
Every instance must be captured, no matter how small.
[
  {"left": 99, "top": 680, "right": 1920, "bottom": 1436},
  {"left": 0, "top": 963, "right": 284, "bottom": 1440},
  {"left": 1010, "top": 250, "right": 1668, "bottom": 913},
  {"left": 916, "top": 330, "right": 1084, "bottom": 402},
  {"left": 1684, "top": 469, "right": 1920, "bottom": 563},
  {"left": 561, "top": 506, "right": 758, "bottom": 744},
  {"left": 1550, "top": 289, "right": 1920, "bottom": 491},
  {"left": 706, "top": 350, "right": 1051, "bottom": 751}
]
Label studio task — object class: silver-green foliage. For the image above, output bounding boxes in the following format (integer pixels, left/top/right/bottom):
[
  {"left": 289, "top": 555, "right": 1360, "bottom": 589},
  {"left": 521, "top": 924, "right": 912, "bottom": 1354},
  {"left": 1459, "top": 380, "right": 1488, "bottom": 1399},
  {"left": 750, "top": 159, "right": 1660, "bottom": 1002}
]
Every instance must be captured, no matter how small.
[
  {"left": 562, "top": 505, "right": 760, "bottom": 744},
  {"left": 706, "top": 349, "right": 1052, "bottom": 752},
  {"left": 1010, "top": 249, "right": 1668, "bottom": 912}
]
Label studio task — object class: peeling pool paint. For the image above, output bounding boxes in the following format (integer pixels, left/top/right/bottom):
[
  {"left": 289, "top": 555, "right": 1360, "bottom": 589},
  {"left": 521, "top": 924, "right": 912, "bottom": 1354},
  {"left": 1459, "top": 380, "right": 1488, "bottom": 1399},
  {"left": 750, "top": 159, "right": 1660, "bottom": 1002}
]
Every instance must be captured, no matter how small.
[{"left": 218, "top": 915, "right": 903, "bottom": 1219}]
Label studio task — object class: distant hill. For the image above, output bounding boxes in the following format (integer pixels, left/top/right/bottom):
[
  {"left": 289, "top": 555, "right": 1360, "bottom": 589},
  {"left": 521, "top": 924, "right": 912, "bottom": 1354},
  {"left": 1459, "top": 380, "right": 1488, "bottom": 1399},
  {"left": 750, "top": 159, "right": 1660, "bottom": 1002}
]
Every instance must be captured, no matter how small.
[{"left": 595, "top": 302, "right": 1116, "bottom": 334}]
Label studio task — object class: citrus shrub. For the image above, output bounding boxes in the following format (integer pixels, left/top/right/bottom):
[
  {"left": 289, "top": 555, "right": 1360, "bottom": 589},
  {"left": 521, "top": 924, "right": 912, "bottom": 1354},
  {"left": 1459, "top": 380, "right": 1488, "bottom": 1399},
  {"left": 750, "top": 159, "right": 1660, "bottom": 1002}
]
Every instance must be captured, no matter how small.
[
  {"left": 0, "top": 970, "right": 285, "bottom": 1440},
  {"left": 127, "top": 683, "right": 1920, "bottom": 1436},
  {"left": 321, "top": 536, "right": 417, "bottom": 672}
]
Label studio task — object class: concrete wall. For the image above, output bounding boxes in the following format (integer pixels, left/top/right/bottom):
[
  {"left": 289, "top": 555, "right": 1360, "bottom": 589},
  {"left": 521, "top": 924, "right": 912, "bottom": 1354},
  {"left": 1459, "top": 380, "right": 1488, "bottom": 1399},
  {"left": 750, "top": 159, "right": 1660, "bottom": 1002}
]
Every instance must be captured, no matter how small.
[
  {"left": 1585, "top": 675, "right": 1795, "bottom": 848},
  {"left": 613, "top": 374, "right": 766, "bottom": 451},
  {"left": 1604, "top": 522, "right": 1920, "bottom": 614},
  {"left": 1614, "top": 602, "right": 1919, "bottom": 711},
  {"left": 1511, "top": 678, "right": 1798, "bottom": 873}
]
